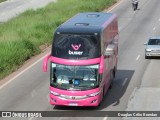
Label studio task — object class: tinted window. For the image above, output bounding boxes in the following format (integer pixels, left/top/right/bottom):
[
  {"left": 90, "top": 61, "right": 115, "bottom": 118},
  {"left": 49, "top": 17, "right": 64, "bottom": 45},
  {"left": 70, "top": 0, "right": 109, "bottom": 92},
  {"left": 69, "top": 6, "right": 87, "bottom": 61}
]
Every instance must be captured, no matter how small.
[
  {"left": 52, "top": 34, "right": 100, "bottom": 59},
  {"left": 148, "top": 39, "right": 160, "bottom": 45}
]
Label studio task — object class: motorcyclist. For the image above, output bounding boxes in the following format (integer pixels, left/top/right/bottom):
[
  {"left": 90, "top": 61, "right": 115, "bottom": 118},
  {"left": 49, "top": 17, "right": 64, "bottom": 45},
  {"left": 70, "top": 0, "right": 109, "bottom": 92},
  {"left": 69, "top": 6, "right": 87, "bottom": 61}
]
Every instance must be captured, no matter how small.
[{"left": 132, "top": 0, "right": 139, "bottom": 10}]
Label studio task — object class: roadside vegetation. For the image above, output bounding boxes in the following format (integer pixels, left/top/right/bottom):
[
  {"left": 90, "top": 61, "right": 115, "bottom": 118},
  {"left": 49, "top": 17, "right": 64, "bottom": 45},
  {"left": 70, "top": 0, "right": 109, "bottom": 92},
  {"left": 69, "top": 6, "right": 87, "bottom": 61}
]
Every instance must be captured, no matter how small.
[
  {"left": 0, "top": 0, "right": 117, "bottom": 79},
  {"left": 0, "top": 0, "right": 6, "bottom": 3}
]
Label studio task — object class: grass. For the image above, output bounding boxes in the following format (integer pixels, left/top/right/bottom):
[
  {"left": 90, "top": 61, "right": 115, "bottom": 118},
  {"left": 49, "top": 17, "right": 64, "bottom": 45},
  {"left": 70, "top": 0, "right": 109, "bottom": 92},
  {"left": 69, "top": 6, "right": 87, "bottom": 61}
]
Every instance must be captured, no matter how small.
[
  {"left": 0, "top": 0, "right": 118, "bottom": 79},
  {"left": 0, "top": 0, "right": 6, "bottom": 3}
]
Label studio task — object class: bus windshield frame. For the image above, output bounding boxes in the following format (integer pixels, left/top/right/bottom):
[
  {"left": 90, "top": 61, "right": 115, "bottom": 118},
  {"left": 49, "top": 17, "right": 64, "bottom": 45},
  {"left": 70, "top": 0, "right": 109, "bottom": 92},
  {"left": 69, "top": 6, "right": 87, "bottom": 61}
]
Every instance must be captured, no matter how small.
[{"left": 50, "top": 62, "right": 100, "bottom": 91}]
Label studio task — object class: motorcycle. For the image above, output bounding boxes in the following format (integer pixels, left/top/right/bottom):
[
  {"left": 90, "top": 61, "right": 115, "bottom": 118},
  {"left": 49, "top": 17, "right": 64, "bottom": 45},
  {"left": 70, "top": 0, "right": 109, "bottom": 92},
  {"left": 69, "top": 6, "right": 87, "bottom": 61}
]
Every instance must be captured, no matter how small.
[{"left": 132, "top": 2, "right": 138, "bottom": 11}]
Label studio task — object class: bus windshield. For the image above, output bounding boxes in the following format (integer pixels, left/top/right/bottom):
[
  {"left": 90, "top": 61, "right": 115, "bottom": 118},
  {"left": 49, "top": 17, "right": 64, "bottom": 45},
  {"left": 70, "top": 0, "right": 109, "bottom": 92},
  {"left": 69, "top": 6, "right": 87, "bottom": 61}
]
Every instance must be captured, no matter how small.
[{"left": 50, "top": 63, "right": 99, "bottom": 90}]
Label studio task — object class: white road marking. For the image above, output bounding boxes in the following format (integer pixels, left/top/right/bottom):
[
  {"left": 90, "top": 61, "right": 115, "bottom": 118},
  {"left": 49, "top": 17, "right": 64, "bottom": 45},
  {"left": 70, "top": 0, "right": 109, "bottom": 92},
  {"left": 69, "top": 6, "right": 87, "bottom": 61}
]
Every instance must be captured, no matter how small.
[
  {"left": 31, "top": 0, "right": 34, "bottom": 3},
  {"left": 108, "top": 0, "right": 124, "bottom": 12},
  {"left": 103, "top": 117, "right": 108, "bottom": 120},
  {"left": 31, "top": 90, "right": 37, "bottom": 97},
  {"left": 17, "top": 6, "right": 22, "bottom": 9},
  {"left": 136, "top": 55, "right": 140, "bottom": 61},
  {"left": 0, "top": 13, "right": 5, "bottom": 16},
  {"left": 153, "top": 27, "right": 156, "bottom": 30},
  {"left": 0, "top": 0, "right": 9, "bottom": 6},
  {"left": 159, "top": 18, "right": 160, "bottom": 22},
  {"left": 0, "top": 53, "right": 50, "bottom": 90},
  {"left": 122, "top": 78, "right": 128, "bottom": 86},
  {"left": 107, "top": 0, "right": 124, "bottom": 31}
]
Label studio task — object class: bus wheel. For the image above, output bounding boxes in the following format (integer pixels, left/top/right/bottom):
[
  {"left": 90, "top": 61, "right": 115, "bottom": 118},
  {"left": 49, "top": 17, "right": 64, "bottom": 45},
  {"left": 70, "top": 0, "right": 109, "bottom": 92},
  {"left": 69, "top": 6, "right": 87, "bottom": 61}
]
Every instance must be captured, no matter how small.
[
  {"left": 145, "top": 55, "right": 149, "bottom": 59},
  {"left": 109, "top": 70, "right": 114, "bottom": 89},
  {"left": 98, "top": 87, "right": 105, "bottom": 107},
  {"left": 113, "top": 67, "right": 116, "bottom": 78},
  {"left": 109, "top": 82, "right": 113, "bottom": 89},
  {"left": 103, "top": 87, "right": 105, "bottom": 98}
]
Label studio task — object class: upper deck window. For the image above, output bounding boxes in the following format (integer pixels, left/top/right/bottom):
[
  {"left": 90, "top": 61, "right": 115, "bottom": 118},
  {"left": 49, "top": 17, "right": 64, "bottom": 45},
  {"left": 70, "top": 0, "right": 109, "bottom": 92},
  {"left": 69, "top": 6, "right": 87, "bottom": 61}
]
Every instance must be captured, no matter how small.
[{"left": 52, "top": 34, "right": 100, "bottom": 59}]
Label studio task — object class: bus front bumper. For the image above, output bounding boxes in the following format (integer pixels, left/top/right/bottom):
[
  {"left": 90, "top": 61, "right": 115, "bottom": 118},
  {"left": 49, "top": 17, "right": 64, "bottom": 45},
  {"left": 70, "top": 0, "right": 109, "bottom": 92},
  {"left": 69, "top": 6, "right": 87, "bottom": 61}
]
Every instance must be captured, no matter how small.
[{"left": 50, "top": 94, "right": 100, "bottom": 106}]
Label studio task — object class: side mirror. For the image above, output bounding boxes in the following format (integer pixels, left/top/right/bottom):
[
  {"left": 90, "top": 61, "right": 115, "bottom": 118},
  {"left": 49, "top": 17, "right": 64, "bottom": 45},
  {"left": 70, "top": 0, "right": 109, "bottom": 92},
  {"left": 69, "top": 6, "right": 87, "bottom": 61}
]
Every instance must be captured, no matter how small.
[
  {"left": 99, "top": 55, "right": 104, "bottom": 74},
  {"left": 104, "top": 44, "right": 115, "bottom": 57},
  {"left": 43, "top": 54, "right": 51, "bottom": 72},
  {"left": 144, "top": 42, "right": 147, "bottom": 45}
]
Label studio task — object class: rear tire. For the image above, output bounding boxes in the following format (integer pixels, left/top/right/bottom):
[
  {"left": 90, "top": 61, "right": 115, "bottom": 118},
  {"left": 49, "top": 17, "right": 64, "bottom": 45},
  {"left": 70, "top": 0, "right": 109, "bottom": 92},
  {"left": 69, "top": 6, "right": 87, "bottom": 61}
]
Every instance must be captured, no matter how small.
[
  {"left": 103, "top": 87, "right": 105, "bottom": 98},
  {"left": 136, "top": 3, "right": 138, "bottom": 10},
  {"left": 132, "top": 4, "right": 136, "bottom": 11},
  {"left": 109, "top": 70, "right": 114, "bottom": 89},
  {"left": 109, "top": 82, "right": 113, "bottom": 89},
  {"left": 134, "top": 7, "right": 136, "bottom": 11},
  {"left": 145, "top": 55, "right": 149, "bottom": 59},
  {"left": 113, "top": 67, "right": 116, "bottom": 78}
]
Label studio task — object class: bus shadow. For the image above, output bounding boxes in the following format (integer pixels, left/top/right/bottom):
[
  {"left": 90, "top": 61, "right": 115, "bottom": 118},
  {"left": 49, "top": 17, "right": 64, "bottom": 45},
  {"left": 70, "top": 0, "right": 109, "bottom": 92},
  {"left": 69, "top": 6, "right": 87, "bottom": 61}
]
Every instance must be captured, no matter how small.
[
  {"left": 53, "top": 69, "right": 134, "bottom": 111},
  {"left": 97, "top": 69, "right": 135, "bottom": 110}
]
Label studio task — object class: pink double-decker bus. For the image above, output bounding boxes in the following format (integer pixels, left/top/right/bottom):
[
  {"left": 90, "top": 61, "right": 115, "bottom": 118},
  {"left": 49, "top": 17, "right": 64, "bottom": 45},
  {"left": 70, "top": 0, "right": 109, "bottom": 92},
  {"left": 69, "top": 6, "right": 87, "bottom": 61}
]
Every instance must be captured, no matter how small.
[{"left": 43, "top": 12, "right": 118, "bottom": 106}]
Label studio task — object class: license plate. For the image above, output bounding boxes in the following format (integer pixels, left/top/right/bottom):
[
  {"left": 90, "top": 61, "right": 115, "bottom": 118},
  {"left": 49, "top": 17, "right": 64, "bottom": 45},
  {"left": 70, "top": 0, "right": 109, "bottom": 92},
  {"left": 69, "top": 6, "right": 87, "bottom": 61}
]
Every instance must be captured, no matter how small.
[{"left": 68, "top": 103, "right": 78, "bottom": 106}]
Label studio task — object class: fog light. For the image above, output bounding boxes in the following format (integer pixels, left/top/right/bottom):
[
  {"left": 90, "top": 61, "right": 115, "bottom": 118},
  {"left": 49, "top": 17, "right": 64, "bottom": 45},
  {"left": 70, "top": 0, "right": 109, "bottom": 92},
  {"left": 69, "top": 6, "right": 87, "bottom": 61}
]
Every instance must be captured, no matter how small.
[{"left": 91, "top": 99, "right": 97, "bottom": 104}]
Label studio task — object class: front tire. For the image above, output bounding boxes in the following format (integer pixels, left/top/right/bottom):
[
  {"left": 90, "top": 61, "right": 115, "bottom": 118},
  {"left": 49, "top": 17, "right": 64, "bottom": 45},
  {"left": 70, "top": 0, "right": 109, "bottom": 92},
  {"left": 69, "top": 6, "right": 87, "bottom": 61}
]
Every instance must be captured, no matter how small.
[
  {"left": 145, "top": 55, "right": 149, "bottom": 59},
  {"left": 98, "top": 87, "right": 105, "bottom": 107},
  {"left": 109, "top": 70, "right": 114, "bottom": 89},
  {"left": 132, "top": 4, "right": 136, "bottom": 11}
]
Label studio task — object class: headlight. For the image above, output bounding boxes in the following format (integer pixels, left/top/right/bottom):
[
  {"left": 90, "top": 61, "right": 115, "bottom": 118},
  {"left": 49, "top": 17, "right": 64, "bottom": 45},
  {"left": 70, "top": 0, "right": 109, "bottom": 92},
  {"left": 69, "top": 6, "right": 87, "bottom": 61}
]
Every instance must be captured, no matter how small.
[
  {"left": 146, "top": 49, "right": 151, "bottom": 52},
  {"left": 87, "top": 91, "right": 100, "bottom": 97},
  {"left": 50, "top": 90, "right": 60, "bottom": 96}
]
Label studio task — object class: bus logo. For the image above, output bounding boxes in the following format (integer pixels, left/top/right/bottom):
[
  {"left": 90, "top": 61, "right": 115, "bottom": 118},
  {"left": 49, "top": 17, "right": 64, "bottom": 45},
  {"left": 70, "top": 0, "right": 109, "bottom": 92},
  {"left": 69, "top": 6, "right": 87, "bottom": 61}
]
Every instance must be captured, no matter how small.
[
  {"left": 69, "top": 44, "right": 83, "bottom": 55},
  {"left": 71, "top": 44, "right": 81, "bottom": 50}
]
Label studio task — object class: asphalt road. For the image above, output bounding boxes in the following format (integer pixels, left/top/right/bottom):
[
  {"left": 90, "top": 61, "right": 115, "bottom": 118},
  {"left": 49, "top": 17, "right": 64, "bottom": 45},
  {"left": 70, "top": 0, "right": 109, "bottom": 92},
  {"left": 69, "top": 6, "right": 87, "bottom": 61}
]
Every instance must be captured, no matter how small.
[
  {"left": 1, "top": 0, "right": 160, "bottom": 120},
  {"left": 0, "top": 0, "right": 56, "bottom": 22}
]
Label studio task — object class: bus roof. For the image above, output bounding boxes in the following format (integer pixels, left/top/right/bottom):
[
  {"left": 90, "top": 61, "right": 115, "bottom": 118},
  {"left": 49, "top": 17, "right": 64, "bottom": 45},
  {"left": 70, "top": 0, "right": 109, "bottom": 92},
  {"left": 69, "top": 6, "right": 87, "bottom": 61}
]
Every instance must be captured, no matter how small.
[
  {"left": 55, "top": 12, "right": 116, "bottom": 34},
  {"left": 52, "top": 12, "right": 117, "bottom": 59}
]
